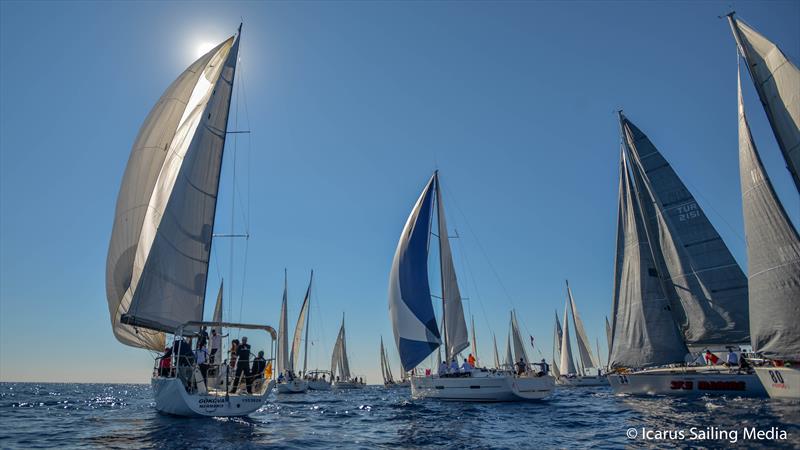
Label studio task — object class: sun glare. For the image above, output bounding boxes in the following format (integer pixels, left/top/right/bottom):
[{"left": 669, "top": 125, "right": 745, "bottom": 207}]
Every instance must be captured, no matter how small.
[{"left": 195, "top": 41, "right": 216, "bottom": 58}]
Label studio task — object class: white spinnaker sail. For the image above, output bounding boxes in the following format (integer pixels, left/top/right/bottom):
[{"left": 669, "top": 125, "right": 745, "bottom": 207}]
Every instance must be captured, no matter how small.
[
  {"left": 510, "top": 311, "right": 529, "bottom": 366},
  {"left": 277, "top": 272, "right": 289, "bottom": 376},
  {"left": 738, "top": 71, "right": 800, "bottom": 361},
  {"left": 560, "top": 302, "right": 577, "bottom": 375},
  {"left": 290, "top": 271, "right": 313, "bottom": 374},
  {"left": 435, "top": 174, "right": 469, "bottom": 360},
  {"left": 729, "top": 15, "right": 800, "bottom": 193},
  {"left": 106, "top": 35, "right": 238, "bottom": 349},
  {"left": 566, "top": 281, "right": 598, "bottom": 369}
]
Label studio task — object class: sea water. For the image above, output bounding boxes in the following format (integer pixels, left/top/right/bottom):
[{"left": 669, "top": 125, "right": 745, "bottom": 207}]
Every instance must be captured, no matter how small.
[{"left": 1, "top": 382, "right": 797, "bottom": 449}]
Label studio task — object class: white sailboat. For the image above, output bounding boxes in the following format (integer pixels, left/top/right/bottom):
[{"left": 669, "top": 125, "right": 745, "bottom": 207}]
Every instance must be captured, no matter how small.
[
  {"left": 728, "top": 14, "right": 800, "bottom": 400},
  {"left": 331, "top": 315, "right": 364, "bottom": 389},
  {"left": 381, "top": 336, "right": 409, "bottom": 388},
  {"left": 105, "top": 25, "right": 277, "bottom": 417},
  {"left": 556, "top": 281, "right": 607, "bottom": 387},
  {"left": 276, "top": 271, "right": 311, "bottom": 394},
  {"left": 388, "top": 171, "right": 554, "bottom": 401},
  {"left": 607, "top": 113, "right": 765, "bottom": 397}
]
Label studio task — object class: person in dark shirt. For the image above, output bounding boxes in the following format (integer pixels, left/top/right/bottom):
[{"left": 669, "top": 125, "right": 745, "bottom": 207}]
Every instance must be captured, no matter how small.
[
  {"left": 252, "top": 351, "right": 266, "bottom": 380},
  {"left": 196, "top": 326, "right": 209, "bottom": 350},
  {"left": 230, "top": 336, "right": 252, "bottom": 393}
]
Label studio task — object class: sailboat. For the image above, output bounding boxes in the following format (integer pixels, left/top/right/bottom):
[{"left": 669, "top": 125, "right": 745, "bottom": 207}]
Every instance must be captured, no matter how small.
[
  {"left": 728, "top": 14, "right": 800, "bottom": 400},
  {"left": 331, "top": 315, "right": 364, "bottom": 389},
  {"left": 388, "top": 171, "right": 554, "bottom": 401},
  {"left": 276, "top": 271, "right": 310, "bottom": 394},
  {"left": 381, "top": 336, "right": 410, "bottom": 388},
  {"left": 105, "top": 25, "right": 278, "bottom": 416},
  {"left": 555, "top": 281, "right": 607, "bottom": 387},
  {"left": 607, "top": 113, "right": 766, "bottom": 397}
]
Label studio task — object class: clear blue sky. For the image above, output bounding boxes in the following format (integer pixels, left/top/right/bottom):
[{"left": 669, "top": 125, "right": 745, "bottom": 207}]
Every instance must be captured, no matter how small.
[{"left": 1, "top": 1, "right": 798, "bottom": 384}]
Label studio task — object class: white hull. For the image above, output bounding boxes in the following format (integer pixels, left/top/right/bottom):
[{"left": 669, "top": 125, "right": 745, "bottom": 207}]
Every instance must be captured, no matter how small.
[
  {"left": 411, "top": 372, "right": 554, "bottom": 401},
  {"left": 276, "top": 379, "right": 308, "bottom": 394},
  {"left": 332, "top": 380, "right": 365, "bottom": 390},
  {"left": 609, "top": 366, "right": 766, "bottom": 397},
  {"left": 152, "top": 377, "right": 274, "bottom": 417},
  {"left": 384, "top": 381, "right": 410, "bottom": 389},
  {"left": 557, "top": 375, "right": 609, "bottom": 387},
  {"left": 307, "top": 380, "right": 332, "bottom": 391},
  {"left": 755, "top": 366, "right": 800, "bottom": 400}
]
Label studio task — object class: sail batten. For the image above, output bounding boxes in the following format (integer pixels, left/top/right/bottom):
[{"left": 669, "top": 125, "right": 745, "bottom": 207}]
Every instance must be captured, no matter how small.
[{"left": 738, "top": 70, "right": 800, "bottom": 361}]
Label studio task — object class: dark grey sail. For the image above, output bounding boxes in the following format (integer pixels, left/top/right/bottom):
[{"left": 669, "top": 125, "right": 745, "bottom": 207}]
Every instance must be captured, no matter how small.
[
  {"left": 738, "top": 73, "right": 800, "bottom": 361},
  {"left": 609, "top": 150, "right": 688, "bottom": 369},
  {"left": 621, "top": 114, "right": 750, "bottom": 346}
]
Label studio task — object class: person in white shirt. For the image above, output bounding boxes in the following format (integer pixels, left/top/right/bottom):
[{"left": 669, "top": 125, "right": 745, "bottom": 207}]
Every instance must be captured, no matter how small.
[
  {"left": 209, "top": 329, "right": 228, "bottom": 365},
  {"left": 438, "top": 360, "right": 448, "bottom": 376},
  {"left": 460, "top": 359, "right": 473, "bottom": 374},
  {"left": 194, "top": 344, "right": 209, "bottom": 387},
  {"left": 449, "top": 358, "right": 459, "bottom": 374}
]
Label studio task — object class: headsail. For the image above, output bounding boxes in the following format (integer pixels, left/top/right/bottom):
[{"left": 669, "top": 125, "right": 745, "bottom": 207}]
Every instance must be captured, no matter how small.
[
  {"left": 435, "top": 172, "right": 470, "bottom": 360},
  {"left": 470, "top": 316, "right": 478, "bottom": 363},
  {"left": 212, "top": 280, "right": 224, "bottom": 333},
  {"left": 621, "top": 114, "right": 750, "bottom": 346},
  {"left": 566, "top": 281, "right": 599, "bottom": 369},
  {"left": 510, "top": 311, "right": 529, "bottom": 366},
  {"left": 388, "top": 174, "right": 441, "bottom": 371},
  {"left": 559, "top": 302, "right": 577, "bottom": 375},
  {"left": 609, "top": 148, "right": 688, "bottom": 369},
  {"left": 290, "top": 271, "right": 313, "bottom": 374},
  {"left": 277, "top": 271, "right": 289, "bottom": 376},
  {"left": 504, "top": 332, "right": 514, "bottom": 368},
  {"left": 492, "top": 333, "right": 501, "bottom": 369},
  {"left": 106, "top": 33, "right": 240, "bottom": 349},
  {"left": 728, "top": 14, "right": 800, "bottom": 193},
  {"left": 738, "top": 71, "right": 800, "bottom": 361}
]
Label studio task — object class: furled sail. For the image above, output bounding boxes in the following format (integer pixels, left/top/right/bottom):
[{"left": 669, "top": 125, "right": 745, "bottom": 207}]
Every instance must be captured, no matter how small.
[
  {"left": 435, "top": 173, "right": 470, "bottom": 360},
  {"left": 106, "top": 34, "right": 239, "bottom": 349},
  {"left": 277, "top": 272, "right": 289, "bottom": 376},
  {"left": 559, "top": 302, "right": 577, "bottom": 375},
  {"left": 566, "top": 281, "right": 599, "bottom": 369},
  {"left": 609, "top": 149, "right": 688, "bottom": 369},
  {"left": 738, "top": 72, "right": 800, "bottom": 361},
  {"left": 621, "top": 114, "right": 750, "bottom": 346},
  {"left": 388, "top": 174, "right": 441, "bottom": 371},
  {"left": 510, "top": 311, "right": 529, "bottom": 366},
  {"left": 728, "top": 15, "right": 800, "bottom": 193},
  {"left": 290, "top": 271, "right": 313, "bottom": 374}
]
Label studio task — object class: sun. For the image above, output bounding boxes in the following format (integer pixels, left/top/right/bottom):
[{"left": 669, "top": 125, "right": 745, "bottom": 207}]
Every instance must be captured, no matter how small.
[{"left": 195, "top": 41, "right": 216, "bottom": 58}]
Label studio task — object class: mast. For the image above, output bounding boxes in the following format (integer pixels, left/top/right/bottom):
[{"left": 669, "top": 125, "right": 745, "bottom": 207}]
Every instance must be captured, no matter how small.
[{"left": 434, "top": 171, "right": 449, "bottom": 362}]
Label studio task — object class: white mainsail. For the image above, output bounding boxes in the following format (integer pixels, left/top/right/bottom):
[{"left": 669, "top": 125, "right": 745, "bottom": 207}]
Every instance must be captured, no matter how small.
[
  {"left": 106, "top": 33, "right": 240, "bottom": 349},
  {"left": 331, "top": 315, "right": 351, "bottom": 380},
  {"left": 436, "top": 176, "right": 470, "bottom": 360},
  {"left": 559, "top": 302, "right": 577, "bottom": 375},
  {"left": 729, "top": 14, "right": 800, "bottom": 193},
  {"left": 277, "top": 271, "right": 289, "bottom": 376},
  {"left": 289, "top": 271, "right": 313, "bottom": 374},
  {"left": 738, "top": 70, "right": 800, "bottom": 361},
  {"left": 566, "top": 281, "right": 599, "bottom": 369}
]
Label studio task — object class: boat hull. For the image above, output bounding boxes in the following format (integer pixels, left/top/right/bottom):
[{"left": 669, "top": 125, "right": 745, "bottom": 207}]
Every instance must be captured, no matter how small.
[
  {"left": 276, "top": 379, "right": 308, "bottom": 394},
  {"left": 608, "top": 367, "right": 766, "bottom": 397},
  {"left": 307, "top": 380, "right": 332, "bottom": 391},
  {"left": 557, "top": 375, "right": 609, "bottom": 387},
  {"left": 754, "top": 366, "right": 800, "bottom": 400},
  {"left": 151, "top": 377, "right": 273, "bottom": 417},
  {"left": 411, "top": 372, "right": 554, "bottom": 401},
  {"left": 332, "top": 380, "right": 364, "bottom": 390}
]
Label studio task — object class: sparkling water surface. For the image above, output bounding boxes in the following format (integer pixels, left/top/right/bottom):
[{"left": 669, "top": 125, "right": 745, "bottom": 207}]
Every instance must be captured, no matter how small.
[{"left": 1, "top": 382, "right": 797, "bottom": 449}]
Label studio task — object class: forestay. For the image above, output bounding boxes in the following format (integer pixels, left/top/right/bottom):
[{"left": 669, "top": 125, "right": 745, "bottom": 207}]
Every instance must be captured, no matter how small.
[
  {"left": 106, "top": 35, "right": 239, "bottom": 349},
  {"left": 738, "top": 72, "right": 800, "bottom": 361},
  {"left": 621, "top": 115, "right": 749, "bottom": 346},
  {"left": 729, "top": 15, "right": 800, "bottom": 193}
]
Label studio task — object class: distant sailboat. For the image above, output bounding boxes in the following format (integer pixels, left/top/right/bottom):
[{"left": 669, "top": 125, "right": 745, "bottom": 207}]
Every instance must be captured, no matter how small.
[
  {"left": 381, "top": 336, "right": 409, "bottom": 388},
  {"left": 607, "top": 113, "right": 766, "bottom": 397},
  {"left": 556, "top": 281, "right": 607, "bottom": 387},
  {"left": 331, "top": 315, "right": 364, "bottom": 389},
  {"left": 105, "top": 24, "right": 278, "bottom": 417},
  {"left": 729, "top": 13, "right": 800, "bottom": 400},
  {"left": 388, "top": 171, "right": 554, "bottom": 401},
  {"left": 276, "top": 270, "right": 310, "bottom": 394}
]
